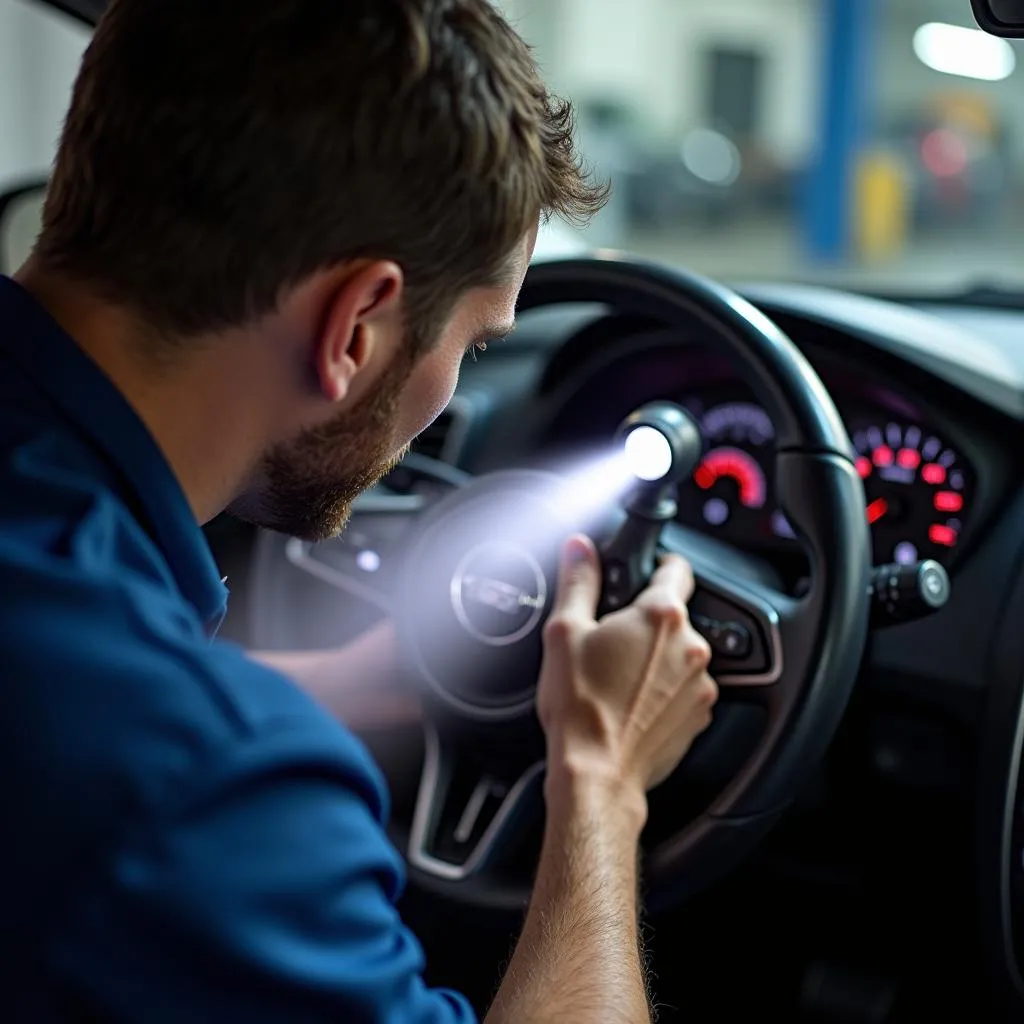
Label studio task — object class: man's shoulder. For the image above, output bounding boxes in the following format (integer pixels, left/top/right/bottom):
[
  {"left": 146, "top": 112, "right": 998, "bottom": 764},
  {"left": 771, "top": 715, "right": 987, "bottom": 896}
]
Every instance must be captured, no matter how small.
[
  {"left": 0, "top": 370, "right": 384, "bottom": 799},
  {"left": 0, "top": 443, "right": 388, "bottom": 918}
]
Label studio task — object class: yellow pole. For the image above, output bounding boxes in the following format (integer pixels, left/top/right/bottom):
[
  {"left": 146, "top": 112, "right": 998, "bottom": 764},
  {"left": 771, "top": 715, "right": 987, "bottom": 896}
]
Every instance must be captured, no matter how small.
[{"left": 854, "top": 151, "right": 908, "bottom": 264}]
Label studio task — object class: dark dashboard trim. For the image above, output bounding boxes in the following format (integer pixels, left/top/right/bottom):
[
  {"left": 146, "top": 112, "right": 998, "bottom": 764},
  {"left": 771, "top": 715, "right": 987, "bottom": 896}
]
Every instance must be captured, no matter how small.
[{"left": 741, "top": 284, "right": 1024, "bottom": 421}]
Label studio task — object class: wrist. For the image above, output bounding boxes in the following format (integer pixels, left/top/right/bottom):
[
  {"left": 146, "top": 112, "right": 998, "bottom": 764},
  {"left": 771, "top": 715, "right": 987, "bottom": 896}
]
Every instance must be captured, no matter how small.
[{"left": 544, "top": 754, "right": 648, "bottom": 837}]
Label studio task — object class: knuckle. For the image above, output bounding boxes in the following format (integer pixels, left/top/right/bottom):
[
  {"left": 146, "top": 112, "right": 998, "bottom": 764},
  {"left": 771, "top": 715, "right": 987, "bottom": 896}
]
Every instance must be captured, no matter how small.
[
  {"left": 698, "top": 675, "right": 719, "bottom": 708},
  {"left": 686, "top": 632, "right": 712, "bottom": 669},
  {"left": 642, "top": 595, "right": 688, "bottom": 630},
  {"left": 542, "top": 615, "right": 575, "bottom": 645},
  {"left": 662, "top": 552, "right": 696, "bottom": 589}
]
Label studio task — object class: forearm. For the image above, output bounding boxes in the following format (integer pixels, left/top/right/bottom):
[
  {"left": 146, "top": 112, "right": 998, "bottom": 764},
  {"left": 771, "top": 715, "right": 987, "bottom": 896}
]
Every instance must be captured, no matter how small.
[
  {"left": 251, "top": 621, "right": 419, "bottom": 728},
  {"left": 486, "top": 775, "right": 650, "bottom": 1024}
]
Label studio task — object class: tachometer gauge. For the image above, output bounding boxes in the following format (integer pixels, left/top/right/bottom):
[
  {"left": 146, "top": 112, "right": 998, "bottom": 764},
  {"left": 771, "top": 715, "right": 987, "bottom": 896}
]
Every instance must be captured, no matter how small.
[
  {"left": 851, "top": 420, "right": 971, "bottom": 566},
  {"left": 677, "top": 400, "right": 787, "bottom": 549}
]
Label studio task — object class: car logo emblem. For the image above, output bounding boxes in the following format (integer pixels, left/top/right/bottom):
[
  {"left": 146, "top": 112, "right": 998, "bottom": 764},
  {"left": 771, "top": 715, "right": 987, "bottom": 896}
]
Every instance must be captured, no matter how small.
[{"left": 450, "top": 543, "right": 548, "bottom": 647}]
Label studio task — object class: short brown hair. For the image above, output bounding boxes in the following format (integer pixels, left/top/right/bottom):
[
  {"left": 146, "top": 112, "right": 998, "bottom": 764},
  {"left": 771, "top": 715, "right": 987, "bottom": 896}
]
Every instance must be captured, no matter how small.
[{"left": 36, "top": 0, "right": 606, "bottom": 352}]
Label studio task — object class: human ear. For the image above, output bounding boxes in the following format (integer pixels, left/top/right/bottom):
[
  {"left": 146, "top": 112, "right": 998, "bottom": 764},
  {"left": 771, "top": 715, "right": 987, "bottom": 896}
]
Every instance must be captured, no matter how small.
[{"left": 315, "top": 260, "right": 404, "bottom": 403}]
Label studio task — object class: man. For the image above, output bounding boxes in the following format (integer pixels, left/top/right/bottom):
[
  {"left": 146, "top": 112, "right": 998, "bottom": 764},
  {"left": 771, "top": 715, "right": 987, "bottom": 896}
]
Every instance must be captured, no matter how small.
[{"left": 0, "top": 1, "right": 717, "bottom": 1020}]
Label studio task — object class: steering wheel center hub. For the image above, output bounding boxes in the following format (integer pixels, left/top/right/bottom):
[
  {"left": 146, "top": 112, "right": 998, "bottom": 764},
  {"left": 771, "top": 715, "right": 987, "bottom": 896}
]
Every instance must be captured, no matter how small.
[
  {"left": 450, "top": 543, "right": 549, "bottom": 647},
  {"left": 400, "top": 470, "right": 576, "bottom": 721}
]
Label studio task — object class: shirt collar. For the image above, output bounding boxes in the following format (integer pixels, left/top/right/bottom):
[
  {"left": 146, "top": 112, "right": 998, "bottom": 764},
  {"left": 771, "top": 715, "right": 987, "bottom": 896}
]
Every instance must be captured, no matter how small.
[{"left": 0, "top": 276, "right": 228, "bottom": 631}]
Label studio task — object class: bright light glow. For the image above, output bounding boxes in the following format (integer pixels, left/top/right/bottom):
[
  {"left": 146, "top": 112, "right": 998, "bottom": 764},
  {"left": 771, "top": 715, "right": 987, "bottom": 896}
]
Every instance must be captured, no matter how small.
[
  {"left": 356, "top": 549, "right": 381, "bottom": 573},
  {"left": 913, "top": 22, "right": 1016, "bottom": 81},
  {"left": 545, "top": 452, "right": 636, "bottom": 523},
  {"left": 681, "top": 128, "right": 741, "bottom": 186},
  {"left": 623, "top": 426, "right": 673, "bottom": 482}
]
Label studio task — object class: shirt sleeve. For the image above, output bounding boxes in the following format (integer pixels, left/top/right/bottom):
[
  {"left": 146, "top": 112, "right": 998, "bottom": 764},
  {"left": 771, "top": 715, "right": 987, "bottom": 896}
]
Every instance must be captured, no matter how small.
[{"left": 45, "top": 718, "right": 478, "bottom": 1024}]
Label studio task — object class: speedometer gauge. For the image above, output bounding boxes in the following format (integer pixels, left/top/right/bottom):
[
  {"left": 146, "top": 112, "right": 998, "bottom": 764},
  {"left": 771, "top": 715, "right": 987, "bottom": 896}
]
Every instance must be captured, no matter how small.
[
  {"left": 676, "top": 400, "right": 784, "bottom": 549},
  {"left": 675, "top": 396, "right": 972, "bottom": 571},
  {"left": 851, "top": 420, "right": 971, "bottom": 566}
]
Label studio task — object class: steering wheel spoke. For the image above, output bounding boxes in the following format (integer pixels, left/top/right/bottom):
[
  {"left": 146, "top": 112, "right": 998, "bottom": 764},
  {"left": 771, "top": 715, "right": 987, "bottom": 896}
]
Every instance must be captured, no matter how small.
[
  {"left": 408, "top": 723, "right": 544, "bottom": 881},
  {"left": 660, "top": 522, "right": 791, "bottom": 688},
  {"left": 283, "top": 454, "right": 470, "bottom": 616}
]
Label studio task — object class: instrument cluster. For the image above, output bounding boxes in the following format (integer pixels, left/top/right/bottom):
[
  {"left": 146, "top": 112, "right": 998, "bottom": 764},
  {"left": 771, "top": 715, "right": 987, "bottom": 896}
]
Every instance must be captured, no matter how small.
[{"left": 675, "top": 390, "right": 974, "bottom": 570}]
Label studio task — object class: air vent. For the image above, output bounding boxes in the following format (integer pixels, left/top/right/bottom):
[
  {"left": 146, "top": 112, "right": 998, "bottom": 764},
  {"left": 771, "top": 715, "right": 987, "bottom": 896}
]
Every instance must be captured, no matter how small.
[{"left": 409, "top": 396, "right": 472, "bottom": 465}]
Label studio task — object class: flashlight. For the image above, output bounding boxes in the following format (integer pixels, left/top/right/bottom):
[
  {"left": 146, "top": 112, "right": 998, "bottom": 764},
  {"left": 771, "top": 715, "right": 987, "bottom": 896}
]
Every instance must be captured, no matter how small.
[{"left": 598, "top": 402, "right": 703, "bottom": 616}]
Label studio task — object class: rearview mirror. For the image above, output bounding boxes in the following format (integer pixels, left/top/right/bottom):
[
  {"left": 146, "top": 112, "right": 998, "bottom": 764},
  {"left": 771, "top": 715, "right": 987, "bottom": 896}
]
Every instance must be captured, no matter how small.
[
  {"left": 972, "top": 0, "right": 1024, "bottom": 36},
  {"left": 0, "top": 181, "right": 47, "bottom": 276}
]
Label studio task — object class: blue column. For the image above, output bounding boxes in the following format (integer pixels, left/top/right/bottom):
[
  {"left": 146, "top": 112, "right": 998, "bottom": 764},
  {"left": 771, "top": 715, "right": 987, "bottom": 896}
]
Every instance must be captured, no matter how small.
[{"left": 801, "top": 0, "right": 876, "bottom": 262}]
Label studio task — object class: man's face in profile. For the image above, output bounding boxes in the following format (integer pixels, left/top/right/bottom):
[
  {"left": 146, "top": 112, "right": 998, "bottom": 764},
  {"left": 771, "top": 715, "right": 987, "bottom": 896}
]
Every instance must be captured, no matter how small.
[{"left": 235, "top": 231, "right": 534, "bottom": 542}]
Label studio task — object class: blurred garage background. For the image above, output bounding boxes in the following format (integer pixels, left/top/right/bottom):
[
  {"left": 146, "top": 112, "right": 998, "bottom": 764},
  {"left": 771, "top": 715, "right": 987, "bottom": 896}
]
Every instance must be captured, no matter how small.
[{"left": 2, "top": 0, "right": 1024, "bottom": 292}]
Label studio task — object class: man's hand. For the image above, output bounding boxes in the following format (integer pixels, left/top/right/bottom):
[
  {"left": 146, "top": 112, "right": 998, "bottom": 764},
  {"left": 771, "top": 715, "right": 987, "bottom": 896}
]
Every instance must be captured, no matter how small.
[
  {"left": 486, "top": 535, "right": 716, "bottom": 1024},
  {"left": 251, "top": 620, "right": 421, "bottom": 731},
  {"left": 538, "top": 534, "right": 717, "bottom": 806}
]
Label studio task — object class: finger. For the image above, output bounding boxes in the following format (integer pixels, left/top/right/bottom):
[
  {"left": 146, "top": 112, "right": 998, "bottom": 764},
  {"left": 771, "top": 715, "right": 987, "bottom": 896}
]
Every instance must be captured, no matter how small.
[
  {"left": 644, "top": 552, "right": 696, "bottom": 603},
  {"left": 551, "top": 534, "right": 601, "bottom": 623}
]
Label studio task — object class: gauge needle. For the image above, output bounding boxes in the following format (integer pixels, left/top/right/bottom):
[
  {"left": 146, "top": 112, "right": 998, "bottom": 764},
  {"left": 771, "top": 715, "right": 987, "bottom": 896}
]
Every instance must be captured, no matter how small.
[{"left": 866, "top": 497, "right": 889, "bottom": 525}]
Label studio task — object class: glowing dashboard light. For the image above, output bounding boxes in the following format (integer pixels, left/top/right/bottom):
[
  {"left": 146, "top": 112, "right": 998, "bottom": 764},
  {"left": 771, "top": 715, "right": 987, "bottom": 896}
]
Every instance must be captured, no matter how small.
[
  {"left": 897, "top": 448, "right": 922, "bottom": 471},
  {"left": 935, "top": 491, "right": 964, "bottom": 513},
  {"left": 694, "top": 447, "right": 767, "bottom": 509},
  {"left": 922, "top": 463, "right": 947, "bottom": 486},
  {"left": 856, "top": 456, "right": 873, "bottom": 480},
  {"left": 873, "top": 444, "right": 894, "bottom": 468},
  {"left": 623, "top": 426, "right": 673, "bottom": 482},
  {"left": 913, "top": 22, "right": 1016, "bottom": 82},
  {"left": 929, "top": 523, "right": 958, "bottom": 548},
  {"left": 894, "top": 541, "right": 919, "bottom": 566},
  {"left": 866, "top": 498, "right": 889, "bottom": 525},
  {"left": 694, "top": 464, "right": 716, "bottom": 490}
]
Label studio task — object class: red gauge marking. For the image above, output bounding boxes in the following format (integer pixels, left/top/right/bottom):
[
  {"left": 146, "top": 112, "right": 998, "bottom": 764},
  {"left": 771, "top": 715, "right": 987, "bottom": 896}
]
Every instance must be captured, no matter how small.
[
  {"left": 856, "top": 456, "right": 872, "bottom": 479},
  {"left": 694, "top": 447, "right": 766, "bottom": 509},
  {"left": 897, "top": 448, "right": 921, "bottom": 470},
  {"left": 934, "top": 491, "right": 964, "bottom": 513},
  {"left": 866, "top": 497, "right": 889, "bottom": 525},
  {"left": 873, "top": 444, "right": 894, "bottom": 467},
  {"left": 929, "top": 523, "right": 958, "bottom": 547},
  {"left": 922, "top": 463, "right": 946, "bottom": 486},
  {"left": 694, "top": 465, "right": 715, "bottom": 490}
]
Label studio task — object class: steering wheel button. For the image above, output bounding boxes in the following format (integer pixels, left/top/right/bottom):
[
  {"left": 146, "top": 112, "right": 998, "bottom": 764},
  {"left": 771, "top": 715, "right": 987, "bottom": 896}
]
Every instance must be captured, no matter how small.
[{"left": 717, "top": 623, "right": 752, "bottom": 659}]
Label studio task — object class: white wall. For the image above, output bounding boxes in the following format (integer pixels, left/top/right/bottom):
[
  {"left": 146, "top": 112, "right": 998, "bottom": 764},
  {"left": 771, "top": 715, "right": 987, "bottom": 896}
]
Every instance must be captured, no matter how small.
[
  {"left": 671, "top": 0, "right": 820, "bottom": 164},
  {"left": 0, "top": 0, "right": 88, "bottom": 191},
  {"left": 499, "top": 0, "right": 820, "bottom": 166}
]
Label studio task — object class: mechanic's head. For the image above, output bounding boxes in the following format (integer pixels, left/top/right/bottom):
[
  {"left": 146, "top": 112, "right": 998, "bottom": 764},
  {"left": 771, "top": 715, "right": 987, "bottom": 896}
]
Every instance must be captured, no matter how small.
[{"left": 30, "top": 0, "right": 606, "bottom": 539}]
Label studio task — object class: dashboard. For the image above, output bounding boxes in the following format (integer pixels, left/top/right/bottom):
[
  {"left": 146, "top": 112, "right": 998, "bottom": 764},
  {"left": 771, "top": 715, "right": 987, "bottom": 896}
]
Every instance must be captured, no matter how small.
[{"left": 512, "top": 320, "right": 989, "bottom": 591}]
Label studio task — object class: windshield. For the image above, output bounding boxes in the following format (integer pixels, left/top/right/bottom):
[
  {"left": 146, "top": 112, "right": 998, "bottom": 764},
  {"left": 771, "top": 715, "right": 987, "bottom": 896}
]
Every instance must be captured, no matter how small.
[
  {"left": 498, "top": 0, "right": 1024, "bottom": 293},
  {"left": 4, "top": 0, "right": 1024, "bottom": 294}
]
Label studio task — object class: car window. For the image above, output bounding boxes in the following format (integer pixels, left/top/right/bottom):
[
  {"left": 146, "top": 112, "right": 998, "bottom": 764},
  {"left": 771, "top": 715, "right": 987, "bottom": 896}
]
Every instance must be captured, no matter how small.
[
  {"left": 498, "top": 0, "right": 1024, "bottom": 290},
  {"left": 0, "top": 1, "right": 88, "bottom": 186},
  {"left": 5, "top": 0, "right": 1024, "bottom": 293}
]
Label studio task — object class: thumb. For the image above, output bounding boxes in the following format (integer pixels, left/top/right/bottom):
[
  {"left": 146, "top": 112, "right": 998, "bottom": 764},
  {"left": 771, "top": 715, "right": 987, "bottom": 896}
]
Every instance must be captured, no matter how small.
[{"left": 552, "top": 534, "right": 601, "bottom": 623}]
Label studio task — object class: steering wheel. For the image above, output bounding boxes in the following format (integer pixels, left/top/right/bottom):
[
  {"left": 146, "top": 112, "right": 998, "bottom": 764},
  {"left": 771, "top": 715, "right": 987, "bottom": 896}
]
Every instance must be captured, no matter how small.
[{"left": 262, "top": 256, "right": 871, "bottom": 913}]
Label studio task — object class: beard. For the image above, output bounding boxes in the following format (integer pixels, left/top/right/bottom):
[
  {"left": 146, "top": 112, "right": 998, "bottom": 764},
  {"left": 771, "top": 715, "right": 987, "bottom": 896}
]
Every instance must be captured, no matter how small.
[{"left": 230, "top": 352, "right": 414, "bottom": 541}]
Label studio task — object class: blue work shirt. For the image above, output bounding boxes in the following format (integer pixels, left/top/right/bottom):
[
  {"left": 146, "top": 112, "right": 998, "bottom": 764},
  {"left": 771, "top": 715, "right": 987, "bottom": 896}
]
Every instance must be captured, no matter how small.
[{"left": 0, "top": 276, "right": 475, "bottom": 1022}]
